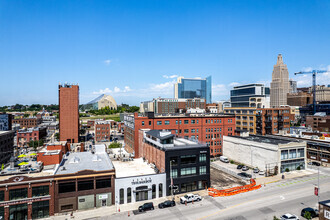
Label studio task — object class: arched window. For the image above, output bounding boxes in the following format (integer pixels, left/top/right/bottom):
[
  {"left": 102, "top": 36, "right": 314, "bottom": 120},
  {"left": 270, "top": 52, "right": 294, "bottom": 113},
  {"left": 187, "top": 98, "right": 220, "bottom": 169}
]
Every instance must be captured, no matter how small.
[
  {"left": 127, "top": 187, "right": 131, "bottom": 203},
  {"left": 159, "top": 184, "right": 163, "bottom": 197},
  {"left": 152, "top": 184, "right": 156, "bottom": 199},
  {"left": 119, "top": 188, "right": 124, "bottom": 204}
]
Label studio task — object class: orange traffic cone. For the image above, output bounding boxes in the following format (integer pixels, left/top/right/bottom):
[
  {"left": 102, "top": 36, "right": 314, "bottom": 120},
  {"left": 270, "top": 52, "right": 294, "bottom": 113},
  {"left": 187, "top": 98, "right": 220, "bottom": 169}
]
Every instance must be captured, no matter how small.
[{"left": 118, "top": 207, "right": 120, "bottom": 212}]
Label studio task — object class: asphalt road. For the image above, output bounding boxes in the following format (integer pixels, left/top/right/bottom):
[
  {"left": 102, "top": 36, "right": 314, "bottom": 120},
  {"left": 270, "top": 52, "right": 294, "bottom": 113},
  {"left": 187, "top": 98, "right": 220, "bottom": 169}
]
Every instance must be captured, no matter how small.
[{"left": 105, "top": 173, "right": 330, "bottom": 220}]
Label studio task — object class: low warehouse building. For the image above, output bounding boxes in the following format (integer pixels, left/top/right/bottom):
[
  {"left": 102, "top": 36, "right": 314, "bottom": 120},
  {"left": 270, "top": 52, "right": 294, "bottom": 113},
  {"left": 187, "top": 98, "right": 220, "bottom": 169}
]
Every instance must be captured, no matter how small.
[{"left": 223, "top": 134, "right": 307, "bottom": 174}]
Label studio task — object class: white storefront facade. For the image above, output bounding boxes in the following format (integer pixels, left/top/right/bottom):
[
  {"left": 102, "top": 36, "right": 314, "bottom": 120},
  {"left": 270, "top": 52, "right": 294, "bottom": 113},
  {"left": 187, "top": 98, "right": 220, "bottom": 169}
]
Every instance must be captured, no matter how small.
[{"left": 115, "top": 173, "right": 166, "bottom": 205}]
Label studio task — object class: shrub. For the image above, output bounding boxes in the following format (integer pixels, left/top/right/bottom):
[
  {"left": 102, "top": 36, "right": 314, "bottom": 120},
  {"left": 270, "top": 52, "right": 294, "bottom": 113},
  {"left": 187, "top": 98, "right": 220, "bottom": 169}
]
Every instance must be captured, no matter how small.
[
  {"left": 285, "top": 168, "right": 290, "bottom": 172},
  {"left": 109, "top": 142, "right": 122, "bottom": 149},
  {"left": 297, "top": 166, "right": 301, "bottom": 170},
  {"left": 304, "top": 211, "right": 312, "bottom": 220},
  {"left": 230, "top": 160, "right": 234, "bottom": 164},
  {"left": 273, "top": 216, "right": 280, "bottom": 220}
]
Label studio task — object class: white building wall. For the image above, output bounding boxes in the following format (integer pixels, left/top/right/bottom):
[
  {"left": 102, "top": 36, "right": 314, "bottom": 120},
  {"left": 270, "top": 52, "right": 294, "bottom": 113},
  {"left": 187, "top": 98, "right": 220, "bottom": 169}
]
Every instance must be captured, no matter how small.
[
  {"left": 115, "top": 173, "right": 166, "bottom": 205},
  {"left": 223, "top": 136, "right": 278, "bottom": 170}
]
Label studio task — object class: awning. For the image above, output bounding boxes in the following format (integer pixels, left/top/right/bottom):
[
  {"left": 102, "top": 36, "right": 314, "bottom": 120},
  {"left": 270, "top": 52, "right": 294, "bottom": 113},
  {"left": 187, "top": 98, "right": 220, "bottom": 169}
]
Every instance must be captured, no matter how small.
[{"left": 133, "top": 188, "right": 151, "bottom": 193}]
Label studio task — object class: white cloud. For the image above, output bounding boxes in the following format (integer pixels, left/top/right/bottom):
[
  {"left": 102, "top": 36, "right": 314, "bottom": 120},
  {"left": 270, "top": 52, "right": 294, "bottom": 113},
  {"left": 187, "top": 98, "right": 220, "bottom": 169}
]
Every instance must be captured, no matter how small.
[
  {"left": 229, "top": 82, "right": 240, "bottom": 87},
  {"left": 124, "top": 86, "right": 131, "bottom": 92},
  {"left": 104, "top": 59, "right": 112, "bottom": 65},
  {"left": 92, "top": 86, "right": 132, "bottom": 95},
  {"left": 113, "top": 87, "right": 121, "bottom": 93},
  {"left": 163, "top": 74, "right": 178, "bottom": 79}
]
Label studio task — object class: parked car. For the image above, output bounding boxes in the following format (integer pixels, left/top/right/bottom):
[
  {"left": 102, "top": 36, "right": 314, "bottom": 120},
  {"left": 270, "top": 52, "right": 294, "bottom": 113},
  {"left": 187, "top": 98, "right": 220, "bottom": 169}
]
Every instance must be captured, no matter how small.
[
  {"left": 312, "top": 161, "right": 321, "bottom": 166},
  {"left": 259, "top": 170, "right": 265, "bottom": 175},
  {"left": 242, "top": 166, "right": 249, "bottom": 171},
  {"left": 301, "top": 207, "right": 318, "bottom": 218},
  {"left": 180, "top": 194, "right": 202, "bottom": 204},
  {"left": 220, "top": 156, "right": 229, "bottom": 163},
  {"left": 280, "top": 213, "right": 299, "bottom": 220},
  {"left": 238, "top": 172, "right": 252, "bottom": 178},
  {"left": 253, "top": 168, "right": 259, "bottom": 173},
  {"left": 158, "top": 200, "right": 176, "bottom": 209},
  {"left": 237, "top": 164, "right": 244, "bottom": 169},
  {"left": 138, "top": 202, "right": 154, "bottom": 212}
]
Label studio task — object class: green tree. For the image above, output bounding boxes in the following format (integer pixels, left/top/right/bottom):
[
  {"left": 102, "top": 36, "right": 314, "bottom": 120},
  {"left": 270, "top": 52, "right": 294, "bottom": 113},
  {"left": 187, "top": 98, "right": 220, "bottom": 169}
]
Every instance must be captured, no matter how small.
[
  {"left": 109, "top": 142, "right": 122, "bottom": 149},
  {"left": 304, "top": 211, "right": 312, "bottom": 220},
  {"left": 273, "top": 217, "right": 280, "bottom": 220},
  {"left": 55, "top": 133, "right": 60, "bottom": 141},
  {"left": 285, "top": 168, "right": 290, "bottom": 172},
  {"left": 1, "top": 164, "right": 4, "bottom": 170}
]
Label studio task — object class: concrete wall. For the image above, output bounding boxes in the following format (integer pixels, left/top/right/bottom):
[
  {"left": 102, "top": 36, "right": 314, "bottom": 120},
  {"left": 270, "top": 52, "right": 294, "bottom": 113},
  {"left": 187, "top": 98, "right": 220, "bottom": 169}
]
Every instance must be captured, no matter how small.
[{"left": 223, "top": 136, "right": 278, "bottom": 170}]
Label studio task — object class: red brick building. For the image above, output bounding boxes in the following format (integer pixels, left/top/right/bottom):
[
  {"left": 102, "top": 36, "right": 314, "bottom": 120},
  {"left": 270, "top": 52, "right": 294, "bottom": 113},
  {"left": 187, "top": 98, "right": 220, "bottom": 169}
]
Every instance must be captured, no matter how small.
[
  {"left": 256, "top": 107, "right": 294, "bottom": 135},
  {"left": 0, "top": 174, "right": 55, "bottom": 220},
  {"left": 37, "top": 142, "right": 69, "bottom": 166},
  {"left": 124, "top": 112, "right": 235, "bottom": 157},
  {"left": 12, "top": 117, "right": 41, "bottom": 129},
  {"left": 95, "top": 121, "right": 111, "bottom": 142},
  {"left": 59, "top": 84, "right": 79, "bottom": 143},
  {"left": 306, "top": 114, "right": 330, "bottom": 132},
  {"left": 17, "top": 127, "right": 47, "bottom": 148}
]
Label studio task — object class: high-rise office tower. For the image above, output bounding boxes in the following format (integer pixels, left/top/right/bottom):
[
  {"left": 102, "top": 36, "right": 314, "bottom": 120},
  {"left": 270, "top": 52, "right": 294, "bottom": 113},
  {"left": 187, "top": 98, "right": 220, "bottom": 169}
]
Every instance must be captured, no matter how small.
[
  {"left": 289, "top": 79, "right": 297, "bottom": 94},
  {"left": 174, "top": 76, "right": 212, "bottom": 104},
  {"left": 230, "top": 84, "right": 270, "bottom": 108},
  {"left": 270, "top": 54, "right": 290, "bottom": 107},
  {"left": 59, "top": 83, "right": 79, "bottom": 143}
]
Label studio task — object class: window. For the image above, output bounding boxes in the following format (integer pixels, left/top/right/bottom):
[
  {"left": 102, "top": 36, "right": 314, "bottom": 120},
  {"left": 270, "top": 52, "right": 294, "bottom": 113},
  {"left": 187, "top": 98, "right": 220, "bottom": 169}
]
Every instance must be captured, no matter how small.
[
  {"left": 179, "top": 120, "right": 182, "bottom": 124},
  {"left": 197, "top": 120, "right": 199, "bottom": 124},
  {"left": 120, "top": 188, "right": 124, "bottom": 204},
  {"left": 170, "top": 169, "right": 178, "bottom": 178},
  {"left": 199, "top": 153, "right": 206, "bottom": 162},
  {"left": 289, "top": 149, "right": 296, "bottom": 159},
  {"left": 127, "top": 188, "right": 132, "bottom": 203},
  {"left": 297, "top": 148, "right": 304, "bottom": 158},
  {"left": 157, "top": 121, "right": 162, "bottom": 125},
  {"left": 191, "top": 120, "right": 195, "bottom": 124},
  {"left": 191, "top": 135, "right": 196, "bottom": 140},
  {"left": 32, "top": 201, "right": 49, "bottom": 219},
  {"left": 281, "top": 150, "right": 288, "bottom": 160},
  {"left": 142, "top": 121, "right": 145, "bottom": 126},
  {"left": 152, "top": 184, "right": 156, "bottom": 199},
  {"left": 200, "top": 166, "right": 206, "bottom": 175},
  {"left": 184, "top": 129, "right": 189, "bottom": 133},
  {"left": 149, "top": 121, "right": 151, "bottom": 125},
  {"left": 184, "top": 120, "right": 189, "bottom": 124},
  {"left": 96, "top": 178, "right": 111, "bottom": 189},
  {"left": 196, "top": 129, "right": 199, "bottom": 133},
  {"left": 181, "top": 167, "right": 196, "bottom": 176},
  {"left": 165, "top": 120, "right": 170, "bottom": 125},
  {"left": 176, "top": 120, "right": 178, "bottom": 125},
  {"left": 32, "top": 186, "right": 49, "bottom": 197},
  {"left": 228, "top": 127, "right": 232, "bottom": 131},
  {"left": 9, "top": 188, "right": 28, "bottom": 200},
  {"left": 181, "top": 155, "right": 196, "bottom": 164},
  {"left": 0, "top": 191, "right": 4, "bottom": 202},
  {"left": 159, "top": 184, "right": 163, "bottom": 197},
  {"left": 78, "top": 180, "right": 94, "bottom": 191},
  {"left": 191, "top": 129, "right": 195, "bottom": 133}
]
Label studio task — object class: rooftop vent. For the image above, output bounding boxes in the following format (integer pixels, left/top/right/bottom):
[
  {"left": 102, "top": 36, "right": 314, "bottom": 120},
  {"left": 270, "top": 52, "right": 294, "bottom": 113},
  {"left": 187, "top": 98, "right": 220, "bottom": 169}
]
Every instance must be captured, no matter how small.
[{"left": 69, "top": 156, "right": 80, "bottom": 164}]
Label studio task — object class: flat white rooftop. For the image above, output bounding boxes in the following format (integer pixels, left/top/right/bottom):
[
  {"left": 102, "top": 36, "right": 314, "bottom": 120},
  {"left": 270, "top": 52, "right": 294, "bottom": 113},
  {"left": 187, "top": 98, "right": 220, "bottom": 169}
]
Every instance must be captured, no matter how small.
[{"left": 112, "top": 158, "right": 156, "bottom": 178}]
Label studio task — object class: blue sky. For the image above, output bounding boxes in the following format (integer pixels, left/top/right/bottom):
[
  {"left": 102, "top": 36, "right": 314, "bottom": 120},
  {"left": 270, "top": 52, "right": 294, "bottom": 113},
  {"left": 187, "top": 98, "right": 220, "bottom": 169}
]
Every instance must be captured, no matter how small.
[{"left": 1, "top": 0, "right": 330, "bottom": 106}]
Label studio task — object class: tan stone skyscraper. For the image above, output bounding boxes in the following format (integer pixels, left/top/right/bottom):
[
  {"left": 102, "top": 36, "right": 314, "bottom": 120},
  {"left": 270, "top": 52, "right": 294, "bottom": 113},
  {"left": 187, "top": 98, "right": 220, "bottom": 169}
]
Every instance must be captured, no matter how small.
[{"left": 270, "top": 54, "right": 290, "bottom": 107}]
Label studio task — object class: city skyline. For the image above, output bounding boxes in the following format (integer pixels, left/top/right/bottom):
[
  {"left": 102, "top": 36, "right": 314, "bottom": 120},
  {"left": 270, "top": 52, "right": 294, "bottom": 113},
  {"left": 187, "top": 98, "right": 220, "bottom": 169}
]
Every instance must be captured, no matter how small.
[{"left": 1, "top": 0, "right": 330, "bottom": 106}]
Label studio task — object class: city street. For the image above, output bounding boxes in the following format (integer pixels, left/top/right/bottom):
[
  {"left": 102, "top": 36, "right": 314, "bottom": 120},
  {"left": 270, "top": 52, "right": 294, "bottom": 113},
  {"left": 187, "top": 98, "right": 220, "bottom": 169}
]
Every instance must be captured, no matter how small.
[{"left": 104, "top": 173, "right": 330, "bottom": 220}]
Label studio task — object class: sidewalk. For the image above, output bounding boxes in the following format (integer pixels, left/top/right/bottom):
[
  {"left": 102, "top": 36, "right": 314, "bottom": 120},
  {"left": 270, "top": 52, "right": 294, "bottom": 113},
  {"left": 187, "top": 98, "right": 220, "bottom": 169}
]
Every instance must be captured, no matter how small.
[
  {"left": 255, "top": 169, "right": 316, "bottom": 185},
  {"left": 47, "top": 189, "right": 209, "bottom": 220}
]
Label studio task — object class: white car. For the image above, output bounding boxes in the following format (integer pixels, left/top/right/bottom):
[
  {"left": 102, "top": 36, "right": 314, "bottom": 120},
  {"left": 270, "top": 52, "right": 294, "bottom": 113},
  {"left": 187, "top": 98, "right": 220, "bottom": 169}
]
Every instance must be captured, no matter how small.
[
  {"left": 180, "top": 194, "right": 202, "bottom": 204},
  {"left": 280, "top": 213, "right": 299, "bottom": 220},
  {"left": 259, "top": 170, "right": 265, "bottom": 175}
]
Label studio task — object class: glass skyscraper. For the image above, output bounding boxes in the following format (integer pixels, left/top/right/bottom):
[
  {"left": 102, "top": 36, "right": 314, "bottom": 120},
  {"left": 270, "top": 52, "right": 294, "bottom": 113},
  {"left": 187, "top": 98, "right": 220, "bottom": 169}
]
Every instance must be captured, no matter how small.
[
  {"left": 174, "top": 76, "right": 212, "bottom": 104},
  {"left": 230, "top": 84, "right": 270, "bottom": 107}
]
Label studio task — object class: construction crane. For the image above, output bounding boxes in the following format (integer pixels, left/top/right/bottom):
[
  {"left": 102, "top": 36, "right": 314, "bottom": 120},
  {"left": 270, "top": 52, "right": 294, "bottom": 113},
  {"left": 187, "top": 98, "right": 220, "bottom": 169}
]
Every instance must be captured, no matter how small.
[{"left": 294, "top": 69, "right": 327, "bottom": 114}]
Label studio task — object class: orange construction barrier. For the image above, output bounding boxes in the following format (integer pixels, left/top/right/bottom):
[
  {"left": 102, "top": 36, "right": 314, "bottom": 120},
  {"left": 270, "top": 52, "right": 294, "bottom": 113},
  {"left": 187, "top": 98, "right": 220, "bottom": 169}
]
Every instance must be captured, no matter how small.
[{"left": 208, "top": 178, "right": 262, "bottom": 197}]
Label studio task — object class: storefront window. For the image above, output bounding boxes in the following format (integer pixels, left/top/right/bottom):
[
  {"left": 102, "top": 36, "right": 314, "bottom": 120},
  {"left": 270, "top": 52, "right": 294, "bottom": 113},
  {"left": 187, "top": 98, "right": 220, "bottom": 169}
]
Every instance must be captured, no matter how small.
[
  {"left": 281, "top": 150, "right": 288, "bottom": 160},
  {"left": 0, "top": 207, "right": 4, "bottom": 220},
  {"left": 152, "top": 184, "right": 156, "bottom": 199},
  {"left": 289, "top": 149, "right": 296, "bottom": 159},
  {"left": 9, "top": 203, "right": 27, "bottom": 220},
  {"left": 9, "top": 188, "right": 28, "bottom": 200},
  {"left": 78, "top": 180, "right": 94, "bottom": 191},
  {"left": 127, "top": 188, "right": 131, "bottom": 203},
  {"left": 32, "top": 201, "right": 49, "bottom": 219},
  {"left": 181, "top": 182, "right": 197, "bottom": 193},
  {"left": 120, "top": 188, "right": 124, "bottom": 204},
  {"left": 170, "top": 169, "right": 178, "bottom": 178},
  {"left": 297, "top": 148, "right": 304, "bottom": 158},
  {"left": 32, "top": 186, "right": 49, "bottom": 197},
  {"left": 96, "top": 178, "right": 111, "bottom": 189},
  {"left": 159, "top": 184, "right": 163, "bottom": 197},
  {"left": 59, "top": 182, "right": 75, "bottom": 193},
  {"left": 198, "top": 181, "right": 203, "bottom": 189}
]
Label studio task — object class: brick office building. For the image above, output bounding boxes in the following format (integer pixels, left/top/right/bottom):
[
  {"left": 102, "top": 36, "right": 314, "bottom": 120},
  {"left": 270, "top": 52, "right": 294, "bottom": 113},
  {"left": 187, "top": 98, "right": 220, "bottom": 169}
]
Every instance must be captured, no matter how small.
[
  {"left": 124, "top": 112, "right": 235, "bottom": 157},
  {"left": 256, "top": 107, "right": 294, "bottom": 135},
  {"left": 306, "top": 113, "right": 330, "bottom": 132},
  {"left": 140, "top": 130, "right": 210, "bottom": 195},
  {"left": 0, "top": 173, "right": 55, "bottom": 220},
  {"left": 95, "top": 121, "right": 111, "bottom": 142},
  {"left": 59, "top": 84, "right": 79, "bottom": 143},
  {"left": 12, "top": 117, "right": 41, "bottom": 129},
  {"left": 37, "top": 142, "right": 69, "bottom": 166},
  {"left": 16, "top": 127, "right": 47, "bottom": 148}
]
